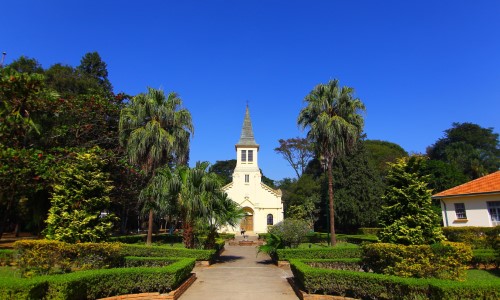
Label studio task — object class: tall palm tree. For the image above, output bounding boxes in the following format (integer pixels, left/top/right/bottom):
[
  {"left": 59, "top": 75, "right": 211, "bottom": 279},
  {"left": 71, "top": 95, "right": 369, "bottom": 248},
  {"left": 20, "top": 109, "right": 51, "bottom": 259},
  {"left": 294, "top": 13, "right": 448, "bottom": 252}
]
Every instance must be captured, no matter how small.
[
  {"left": 119, "top": 87, "right": 193, "bottom": 245},
  {"left": 298, "top": 79, "right": 365, "bottom": 246}
]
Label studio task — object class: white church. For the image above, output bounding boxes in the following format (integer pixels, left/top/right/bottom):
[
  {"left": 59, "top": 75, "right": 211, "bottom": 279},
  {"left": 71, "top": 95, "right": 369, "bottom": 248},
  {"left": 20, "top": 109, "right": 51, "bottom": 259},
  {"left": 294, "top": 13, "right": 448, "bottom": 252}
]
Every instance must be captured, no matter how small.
[{"left": 222, "top": 107, "right": 283, "bottom": 234}]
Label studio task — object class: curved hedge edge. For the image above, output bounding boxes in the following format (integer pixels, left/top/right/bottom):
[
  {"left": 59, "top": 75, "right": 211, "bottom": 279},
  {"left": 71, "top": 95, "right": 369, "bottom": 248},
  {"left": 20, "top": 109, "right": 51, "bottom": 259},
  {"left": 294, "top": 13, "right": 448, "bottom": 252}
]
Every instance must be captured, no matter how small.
[
  {"left": 0, "top": 258, "right": 196, "bottom": 300},
  {"left": 289, "top": 259, "right": 500, "bottom": 300}
]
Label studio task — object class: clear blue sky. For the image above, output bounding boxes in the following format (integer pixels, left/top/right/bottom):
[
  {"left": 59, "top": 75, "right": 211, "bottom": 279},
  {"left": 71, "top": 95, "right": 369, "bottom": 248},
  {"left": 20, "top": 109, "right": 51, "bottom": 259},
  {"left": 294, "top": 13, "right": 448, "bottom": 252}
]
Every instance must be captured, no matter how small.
[{"left": 3, "top": 1, "right": 500, "bottom": 181}]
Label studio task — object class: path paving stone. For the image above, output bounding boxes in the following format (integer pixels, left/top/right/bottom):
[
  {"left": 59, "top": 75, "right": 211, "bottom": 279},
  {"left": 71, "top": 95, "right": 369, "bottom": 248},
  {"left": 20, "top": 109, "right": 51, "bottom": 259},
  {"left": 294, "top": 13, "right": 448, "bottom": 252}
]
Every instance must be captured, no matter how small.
[{"left": 180, "top": 235, "right": 298, "bottom": 300}]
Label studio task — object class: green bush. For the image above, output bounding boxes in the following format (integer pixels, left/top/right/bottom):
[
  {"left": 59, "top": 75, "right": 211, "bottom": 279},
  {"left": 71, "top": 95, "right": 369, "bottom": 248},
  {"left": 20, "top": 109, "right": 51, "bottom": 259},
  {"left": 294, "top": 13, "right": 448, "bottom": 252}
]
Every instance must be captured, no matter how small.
[
  {"left": 269, "top": 219, "right": 311, "bottom": 248},
  {"left": 443, "top": 226, "right": 500, "bottom": 249},
  {"left": 362, "top": 242, "right": 472, "bottom": 280},
  {"left": 14, "top": 240, "right": 122, "bottom": 277},
  {"left": 302, "top": 258, "right": 363, "bottom": 271},
  {"left": 358, "top": 228, "right": 382, "bottom": 235},
  {"left": 119, "top": 244, "right": 217, "bottom": 261},
  {"left": 277, "top": 245, "right": 361, "bottom": 261},
  {"left": 0, "top": 258, "right": 195, "bottom": 300},
  {"left": 123, "top": 256, "right": 179, "bottom": 268},
  {"left": 218, "top": 233, "right": 235, "bottom": 240},
  {"left": 109, "top": 233, "right": 183, "bottom": 244},
  {"left": 472, "top": 249, "right": 500, "bottom": 269},
  {"left": 0, "top": 249, "right": 15, "bottom": 266},
  {"left": 290, "top": 259, "right": 500, "bottom": 299}
]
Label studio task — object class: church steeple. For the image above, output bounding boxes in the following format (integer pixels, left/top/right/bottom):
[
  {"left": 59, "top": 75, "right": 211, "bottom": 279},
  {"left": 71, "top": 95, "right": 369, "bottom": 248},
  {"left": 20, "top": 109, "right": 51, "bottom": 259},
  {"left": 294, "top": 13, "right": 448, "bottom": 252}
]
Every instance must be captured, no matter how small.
[{"left": 236, "top": 106, "right": 259, "bottom": 148}]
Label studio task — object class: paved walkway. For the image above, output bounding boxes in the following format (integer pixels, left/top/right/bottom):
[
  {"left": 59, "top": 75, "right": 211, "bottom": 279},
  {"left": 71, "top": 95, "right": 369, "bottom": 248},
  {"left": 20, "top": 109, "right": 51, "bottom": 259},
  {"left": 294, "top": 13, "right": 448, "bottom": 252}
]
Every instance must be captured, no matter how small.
[{"left": 180, "top": 235, "right": 298, "bottom": 300}]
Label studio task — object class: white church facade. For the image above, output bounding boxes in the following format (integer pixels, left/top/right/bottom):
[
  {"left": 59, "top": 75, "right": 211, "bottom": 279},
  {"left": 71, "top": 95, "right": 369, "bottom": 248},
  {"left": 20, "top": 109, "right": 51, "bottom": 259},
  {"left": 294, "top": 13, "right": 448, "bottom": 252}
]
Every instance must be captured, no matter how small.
[{"left": 222, "top": 107, "right": 283, "bottom": 234}]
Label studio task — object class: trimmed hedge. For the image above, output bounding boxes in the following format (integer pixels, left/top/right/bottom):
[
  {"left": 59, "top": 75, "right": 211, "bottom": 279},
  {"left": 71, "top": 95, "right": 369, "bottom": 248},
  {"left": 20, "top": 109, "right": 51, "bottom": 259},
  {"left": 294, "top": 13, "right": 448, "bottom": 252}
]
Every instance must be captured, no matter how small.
[
  {"left": 120, "top": 244, "right": 217, "bottom": 261},
  {"left": 277, "top": 245, "right": 361, "bottom": 261},
  {"left": 0, "top": 249, "right": 15, "bottom": 266},
  {"left": 290, "top": 259, "right": 500, "bottom": 300},
  {"left": 362, "top": 242, "right": 472, "bottom": 280},
  {"left": 472, "top": 249, "right": 500, "bottom": 269},
  {"left": 443, "top": 226, "right": 500, "bottom": 249},
  {"left": 109, "top": 233, "right": 183, "bottom": 244},
  {"left": 0, "top": 258, "right": 195, "bottom": 300},
  {"left": 14, "top": 240, "right": 123, "bottom": 277},
  {"left": 302, "top": 258, "right": 364, "bottom": 272},
  {"left": 123, "top": 256, "right": 179, "bottom": 268}
]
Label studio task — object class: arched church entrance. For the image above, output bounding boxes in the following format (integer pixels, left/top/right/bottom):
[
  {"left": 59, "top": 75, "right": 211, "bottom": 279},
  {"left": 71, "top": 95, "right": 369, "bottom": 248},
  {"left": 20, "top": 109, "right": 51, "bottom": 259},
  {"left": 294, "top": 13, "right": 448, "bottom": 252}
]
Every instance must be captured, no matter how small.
[{"left": 240, "top": 207, "right": 254, "bottom": 232}]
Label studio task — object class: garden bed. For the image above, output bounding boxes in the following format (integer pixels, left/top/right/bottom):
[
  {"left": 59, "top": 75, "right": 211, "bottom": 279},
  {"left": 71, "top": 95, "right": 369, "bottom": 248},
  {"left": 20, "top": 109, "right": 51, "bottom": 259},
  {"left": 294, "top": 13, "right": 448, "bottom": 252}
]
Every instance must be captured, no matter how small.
[{"left": 290, "top": 259, "right": 500, "bottom": 299}]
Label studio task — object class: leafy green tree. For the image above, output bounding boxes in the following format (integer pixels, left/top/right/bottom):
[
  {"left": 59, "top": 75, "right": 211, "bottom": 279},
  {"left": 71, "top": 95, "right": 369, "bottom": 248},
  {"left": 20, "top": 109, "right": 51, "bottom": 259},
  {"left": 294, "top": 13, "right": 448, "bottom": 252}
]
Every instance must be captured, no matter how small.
[
  {"left": 275, "top": 137, "right": 314, "bottom": 178},
  {"left": 119, "top": 87, "right": 193, "bottom": 245},
  {"left": 298, "top": 79, "right": 366, "bottom": 246},
  {"left": 77, "top": 52, "right": 113, "bottom": 94},
  {"left": 44, "top": 148, "right": 116, "bottom": 243},
  {"left": 0, "top": 67, "right": 58, "bottom": 148},
  {"left": 281, "top": 174, "right": 320, "bottom": 228},
  {"left": 329, "top": 140, "right": 385, "bottom": 232},
  {"left": 364, "top": 140, "right": 408, "bottom": 177},
  {"left": 209, "top": 159, "right": 236, "bottom": 184},
  {"left": 378, "top": 156, "right": 445, "bottom": 245},
  {"left": 427, "top": 122, "right": 500, "bottom": 179},
  {"left": 8, "top": 56, "right": 44, "bottom": 74}
]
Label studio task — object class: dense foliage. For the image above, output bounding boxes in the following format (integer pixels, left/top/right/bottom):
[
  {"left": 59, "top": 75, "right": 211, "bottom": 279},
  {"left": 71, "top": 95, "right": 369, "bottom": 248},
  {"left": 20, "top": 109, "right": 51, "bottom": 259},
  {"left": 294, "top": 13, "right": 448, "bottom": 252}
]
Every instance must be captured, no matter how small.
[
  {"left": 44, "top": 148, "right": 116, "bottom": 243},
  {"left": 378, "top": 156, "right": 445, "bottom": 245}
]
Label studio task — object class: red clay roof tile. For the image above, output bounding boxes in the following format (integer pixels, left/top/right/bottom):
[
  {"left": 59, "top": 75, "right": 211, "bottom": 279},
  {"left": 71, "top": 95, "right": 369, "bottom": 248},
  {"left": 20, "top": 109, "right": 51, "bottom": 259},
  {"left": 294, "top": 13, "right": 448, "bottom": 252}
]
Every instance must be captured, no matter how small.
[{"left": 432, "top": 171, "right": 500, "bottom": 198}]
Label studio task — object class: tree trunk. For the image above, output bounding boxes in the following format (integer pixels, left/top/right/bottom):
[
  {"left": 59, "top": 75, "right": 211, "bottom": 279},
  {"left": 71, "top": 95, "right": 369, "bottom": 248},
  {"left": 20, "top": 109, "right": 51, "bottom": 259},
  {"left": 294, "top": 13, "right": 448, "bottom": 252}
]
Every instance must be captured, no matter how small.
[
  {"left": 182, "top": 221, "right": 195, "bottom": 249},
  {"left": 146, "top": 209, "right": 153, "bottom": 245},
  {"left": 328, "top": 161, "right": 336, "bottom": 246}
]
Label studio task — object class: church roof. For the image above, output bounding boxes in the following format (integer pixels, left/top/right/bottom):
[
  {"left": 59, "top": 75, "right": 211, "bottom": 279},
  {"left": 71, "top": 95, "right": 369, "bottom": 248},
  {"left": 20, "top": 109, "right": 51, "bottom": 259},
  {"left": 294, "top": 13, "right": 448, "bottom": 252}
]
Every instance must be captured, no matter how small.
[{"left": 236, "top": 106, "right": 259, "bottom": 147}]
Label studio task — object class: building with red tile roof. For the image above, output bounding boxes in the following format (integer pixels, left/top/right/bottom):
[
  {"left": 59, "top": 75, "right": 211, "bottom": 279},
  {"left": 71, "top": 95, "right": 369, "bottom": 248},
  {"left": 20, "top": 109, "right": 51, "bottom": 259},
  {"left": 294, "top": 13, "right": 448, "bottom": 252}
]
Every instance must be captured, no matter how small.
[{"left": 432, "top": 171, "right": 500, "bottom": 227}]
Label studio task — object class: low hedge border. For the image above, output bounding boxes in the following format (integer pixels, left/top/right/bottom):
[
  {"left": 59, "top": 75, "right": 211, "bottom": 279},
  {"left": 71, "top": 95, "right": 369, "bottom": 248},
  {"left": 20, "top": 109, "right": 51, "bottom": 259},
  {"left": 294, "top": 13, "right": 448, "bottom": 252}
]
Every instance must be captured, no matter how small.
[
  {"left": 0, "top": 258, "right": 195, "bottom": 300},
  {"left": 0, "top": 249, "right": 15, "bottom": 266},
  {"left": 120, "top": 244, "right": 217, "bottom": 261},
  {"left": 443, "top": 226, "right": 500, "bottom": 249},
  {"left": 109, "top": 233, "right": 183, "bottom": 245},
  {"left": 290, "top": 259, "right": 500, "bottom": 300},
  {"left": 123, "top": 256, "right": 180, "bottom": 268},
  {"left": 302, "top": 258, "right": 364, "bottom": 272},
  {"left": 277, "top": 246, "right": 361, "bottom": 261},
  {"left": 472, "top": 249, "right": 500, "bottom": 269}
]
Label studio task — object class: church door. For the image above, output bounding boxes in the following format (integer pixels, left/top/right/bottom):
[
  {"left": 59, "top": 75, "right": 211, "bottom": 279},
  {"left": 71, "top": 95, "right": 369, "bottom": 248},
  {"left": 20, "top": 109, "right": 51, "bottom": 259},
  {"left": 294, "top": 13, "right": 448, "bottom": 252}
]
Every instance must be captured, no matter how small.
[{"left": 240, "top": 207, "right": 254, "bottom": 232}]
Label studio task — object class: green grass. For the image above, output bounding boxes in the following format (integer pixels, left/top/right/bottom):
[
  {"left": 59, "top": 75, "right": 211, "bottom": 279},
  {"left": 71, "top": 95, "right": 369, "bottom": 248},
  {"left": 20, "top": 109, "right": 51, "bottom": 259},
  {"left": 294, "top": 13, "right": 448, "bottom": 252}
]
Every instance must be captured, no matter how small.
[
  {"left": 466, "top": 269, "right": 500, "bottom": 282},
  {"left": 0, "top": 266, "right": 21, "bottom": 278}
]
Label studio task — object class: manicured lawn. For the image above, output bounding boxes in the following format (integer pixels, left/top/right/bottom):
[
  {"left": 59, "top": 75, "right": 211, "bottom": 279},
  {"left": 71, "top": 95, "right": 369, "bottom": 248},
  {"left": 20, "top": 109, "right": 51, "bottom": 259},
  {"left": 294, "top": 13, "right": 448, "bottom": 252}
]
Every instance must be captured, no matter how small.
[{"left": 466, "top": 269, "right": 500, "bottom": 282}]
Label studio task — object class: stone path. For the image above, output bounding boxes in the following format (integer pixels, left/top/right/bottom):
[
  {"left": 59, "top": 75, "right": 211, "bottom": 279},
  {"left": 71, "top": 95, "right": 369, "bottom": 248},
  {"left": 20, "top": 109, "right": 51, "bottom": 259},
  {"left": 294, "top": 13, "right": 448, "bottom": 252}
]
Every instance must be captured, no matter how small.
[{"left": 180, "top": 235, "right": 298, "bottom": 300}]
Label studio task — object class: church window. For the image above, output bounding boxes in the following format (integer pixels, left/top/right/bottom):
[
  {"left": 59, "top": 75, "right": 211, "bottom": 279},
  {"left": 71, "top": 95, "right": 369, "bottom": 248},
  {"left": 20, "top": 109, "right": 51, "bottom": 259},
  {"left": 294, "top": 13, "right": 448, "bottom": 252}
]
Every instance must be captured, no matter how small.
[
  {"left": 267, "top": 214, "right": 273, "bottom": 225},
  {"left": 248, "top": 150, "right": 253, "bottom": 162},
  {"left": 245, "top": 174, "right": 249, "bottom": 183},
  {"left": 241, "top": 150, "right": 246, "bottom": 162}
]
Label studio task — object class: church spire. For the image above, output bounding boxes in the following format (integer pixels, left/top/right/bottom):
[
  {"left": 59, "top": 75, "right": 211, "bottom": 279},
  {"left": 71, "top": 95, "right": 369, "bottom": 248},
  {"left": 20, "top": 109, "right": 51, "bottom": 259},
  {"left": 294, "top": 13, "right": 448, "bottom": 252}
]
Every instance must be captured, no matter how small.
[{"left": 236, "top": 105, "right": 259, "bottom": 147}]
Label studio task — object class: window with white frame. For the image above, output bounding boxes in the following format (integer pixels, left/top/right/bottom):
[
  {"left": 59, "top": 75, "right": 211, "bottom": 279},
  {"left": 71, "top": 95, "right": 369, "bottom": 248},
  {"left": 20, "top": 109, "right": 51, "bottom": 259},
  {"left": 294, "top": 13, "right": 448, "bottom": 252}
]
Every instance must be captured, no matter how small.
[
  {"left": 248, "top": 150, "right": 253, "bottom": 162},
  {"left": 245, "top": 174, "right": 249, "bottom": 183},
  {"left": 454, "top": 203, "right": 467, "bottom": 219},
  {"left": 487, "top": 201, "right": 500, "bottom": 226},
  {"left": 241, "top": 150, "right": 246, "bottom": 162}
]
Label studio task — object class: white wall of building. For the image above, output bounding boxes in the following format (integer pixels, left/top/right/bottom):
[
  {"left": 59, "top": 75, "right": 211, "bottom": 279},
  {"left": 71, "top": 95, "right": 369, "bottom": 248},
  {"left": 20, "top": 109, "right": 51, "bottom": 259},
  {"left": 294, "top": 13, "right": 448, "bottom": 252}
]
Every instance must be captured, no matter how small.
[{"left": 440, "top": 193, "right": 500, "bottom": 227}]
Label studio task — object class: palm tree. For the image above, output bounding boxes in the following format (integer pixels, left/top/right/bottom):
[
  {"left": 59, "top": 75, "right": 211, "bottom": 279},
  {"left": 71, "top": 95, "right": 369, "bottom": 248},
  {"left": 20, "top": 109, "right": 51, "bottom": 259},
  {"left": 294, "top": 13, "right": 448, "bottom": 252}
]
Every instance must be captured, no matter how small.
[
  {"left": 119, "top": 87, "right": 193, "bottom": 245},
  {"left": 298, "top": 79, "right": 365, "bottom": 246}
]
